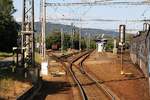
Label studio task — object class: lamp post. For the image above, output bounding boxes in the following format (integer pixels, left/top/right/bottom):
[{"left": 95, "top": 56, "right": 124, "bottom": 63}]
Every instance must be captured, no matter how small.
[{"left": 119, "top": 25, "right": 126, "bottom": 75}]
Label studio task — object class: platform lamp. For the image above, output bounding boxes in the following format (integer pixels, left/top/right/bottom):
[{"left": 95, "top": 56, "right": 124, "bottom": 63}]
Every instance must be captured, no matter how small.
[{"left": 119, "top": 25, "right": 126, "bottom": 75}]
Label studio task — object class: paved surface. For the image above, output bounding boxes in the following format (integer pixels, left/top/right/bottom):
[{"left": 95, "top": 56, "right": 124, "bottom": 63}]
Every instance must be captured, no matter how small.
[{"left": 84, "top": 51, "right": 150, "bottom": 100}]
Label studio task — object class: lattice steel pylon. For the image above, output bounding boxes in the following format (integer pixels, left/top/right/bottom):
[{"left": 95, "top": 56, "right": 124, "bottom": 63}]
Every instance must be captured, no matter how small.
[{"left": 21, "top": 0, "right": 35, "bottom": 68}]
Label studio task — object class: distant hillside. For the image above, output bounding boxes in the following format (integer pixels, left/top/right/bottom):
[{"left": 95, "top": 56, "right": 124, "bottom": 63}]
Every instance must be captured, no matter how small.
[{"left": 19, "top": 22, "right": 118, "bottom": 37}]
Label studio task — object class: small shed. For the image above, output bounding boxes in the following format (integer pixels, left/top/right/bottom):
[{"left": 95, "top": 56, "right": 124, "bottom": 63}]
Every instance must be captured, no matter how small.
[{"left": 95, "top": 39, "right": 107, "bottom": 52}]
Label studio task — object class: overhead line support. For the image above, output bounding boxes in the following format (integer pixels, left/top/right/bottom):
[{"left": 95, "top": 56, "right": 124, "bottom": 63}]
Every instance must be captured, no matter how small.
[{"left": 45, "top": 2, "right": 150, "bottom": 7}]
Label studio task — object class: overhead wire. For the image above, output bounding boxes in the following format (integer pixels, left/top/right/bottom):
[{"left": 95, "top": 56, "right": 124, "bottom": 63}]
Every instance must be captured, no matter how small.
[{"left": 45, "top": 0, "right": 149, "bottom": 33}]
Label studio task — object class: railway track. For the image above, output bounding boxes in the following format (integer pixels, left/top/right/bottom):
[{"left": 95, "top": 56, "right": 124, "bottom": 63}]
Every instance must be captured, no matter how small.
[
  {"left": 30, "top": 51, "right": 85, "bottom": 100},
  {"left": 18, "top": 50, "right": 118, "bottom": 100},
  {"left": 68, "top": 50, "right": 117, "bottom": 100},
  {"left": 50, "top": 50, "right": 117, "bottom": 100}
]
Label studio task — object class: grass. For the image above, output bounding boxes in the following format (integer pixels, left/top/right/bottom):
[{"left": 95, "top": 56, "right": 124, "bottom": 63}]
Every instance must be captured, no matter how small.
[
  {"left": 35, "top": 52, "right": 42, "bottom": 64},
  {"left": 0, "top": 52, "right": 13, "bottom": 60},
  {"left": 0, "top": 52, "right": 13, "bottom": 57},
  {"left": 0, "top": 67, "right": 31, "bottom": 99},
  {"left": 0, "top": 76, "right": 31, "bottom": 99},
  {"left": 0, "top": 52, "right": 39, "bottom": 98},
  {"left": 35, "top": 52, "right": 50, "bottom": 64}
]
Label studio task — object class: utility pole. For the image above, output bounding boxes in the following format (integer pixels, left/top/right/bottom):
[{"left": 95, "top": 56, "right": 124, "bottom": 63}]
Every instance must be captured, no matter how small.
[
  {"left": 40, "top": 0, "right": 43, "bottom": 54},
  {"left": 40, "top": 0, "right": 48, "bottom": 76},
  {"left": 88, "top": 33, "right": 91, "bottom": 50},
  {"left": 70, "top": 23, "right": 74, "bottom": 49},
  {"left": 86, "top": 33, "right": 91, "bottom": 50},
  {"left": 41, "top": 0, "right": 46, "bottom": 60},
  {"left": 21, "top": 0, "right": 35, "bottom": 68},
  {"left": 86, "top": 32, "right": 88, "bottom": 50},
  {"left": 61, "top": 28, "right": 64, "bottom": 53},
  {"left": 79, "top": 27, "right": 81, "bottom": 51}
]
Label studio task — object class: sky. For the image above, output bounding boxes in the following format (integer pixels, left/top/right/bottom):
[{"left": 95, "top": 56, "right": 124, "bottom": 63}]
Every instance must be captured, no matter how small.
[{"left": 13, "top": 0, "right": 150, "bottom": 33}]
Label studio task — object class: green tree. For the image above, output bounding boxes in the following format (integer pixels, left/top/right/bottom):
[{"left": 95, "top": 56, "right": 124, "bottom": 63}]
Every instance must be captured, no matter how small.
[
  {"left": 46, "top": 31, "right": 72, "bottom": 50},
  {"left": 0, "top": 0, "right": 19, "bottom": 52},
  {"left": 46, "top": 30, "right": 96, "bottom": 50},
  {"left": 64, "top": 34, "right": 71, "bottom": 49},
  {"left": 46, "top": 31, "right": 61, "bottom": 49}
]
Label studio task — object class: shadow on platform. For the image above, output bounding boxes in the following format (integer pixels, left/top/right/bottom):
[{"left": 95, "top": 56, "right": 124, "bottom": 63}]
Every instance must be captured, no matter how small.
[{"left": 33, "top": 80, "right": 72, "bottom": 100}]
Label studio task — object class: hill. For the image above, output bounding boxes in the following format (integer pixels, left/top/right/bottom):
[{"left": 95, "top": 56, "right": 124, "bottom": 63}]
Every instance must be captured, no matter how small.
[
  {"left": 17, "top": 22, "right": 118, "bottom": 37},
  {"left": 34, "top": 22, "right": 118, "bottom": 37}
]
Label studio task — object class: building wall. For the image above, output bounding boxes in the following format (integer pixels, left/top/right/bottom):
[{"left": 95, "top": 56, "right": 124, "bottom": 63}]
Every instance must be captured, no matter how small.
[
  {"left": 97, "top": 43, "right": 103, "bottom": 52},
  {"left": 130, "top": 32, "right": 149, "bottom": 77}
]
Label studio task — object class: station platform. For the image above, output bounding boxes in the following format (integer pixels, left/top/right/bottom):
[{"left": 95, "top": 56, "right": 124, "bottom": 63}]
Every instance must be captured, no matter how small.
[{"left": 84, "top": 51, "right": 150, "bottom": 100}]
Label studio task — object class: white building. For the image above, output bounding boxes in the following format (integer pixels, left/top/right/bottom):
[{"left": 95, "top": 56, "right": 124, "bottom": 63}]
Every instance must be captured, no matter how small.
[{"left": 95, "top": 39, "right": 107, "bottom": 52}]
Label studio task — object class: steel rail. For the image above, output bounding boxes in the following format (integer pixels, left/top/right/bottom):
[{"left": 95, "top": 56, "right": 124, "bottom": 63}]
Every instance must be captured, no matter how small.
[
  {"left": 68, "top": 51, "right": 91, "bottom": 100},
  {"left": 47, "top": 50, "right": 118, "bottom": 100},
  {"left": 16, "top": 51, "right": 89, "bottom": 100},
  {"left": 48, "top": 51, "right": 89, "bottom": 100},
  {"left": 79, "top": 53, "right": 120, "bottom": 100},
  {"left": 69, "top": 64, "right": 88, "bottom": 100},
  {"left": 69, "top": 51, "right": 110, "bottom": 100}
]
